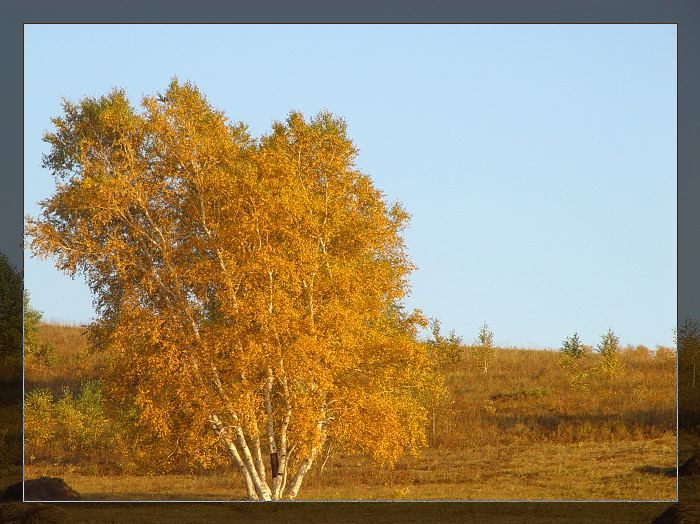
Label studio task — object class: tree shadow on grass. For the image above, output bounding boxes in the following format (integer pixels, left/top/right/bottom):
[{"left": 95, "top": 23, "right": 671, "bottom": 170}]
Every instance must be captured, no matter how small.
[
  {"left": 636, "top": 465, "right": 677, "bottom": 477},
  {"left": 480, "top": 409, "right": 676, "bottom": 436}
]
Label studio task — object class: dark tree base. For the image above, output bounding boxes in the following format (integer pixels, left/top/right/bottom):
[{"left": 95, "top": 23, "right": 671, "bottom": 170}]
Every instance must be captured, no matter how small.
[
  {"left": 1, "top": 478, "right": 81, "bottom": 502},
  {"left": 679, "top": 453, "right": 700, "bottom": 477},
  {"left": 652, "top": 503, "right": 700, "bottom": 524}
]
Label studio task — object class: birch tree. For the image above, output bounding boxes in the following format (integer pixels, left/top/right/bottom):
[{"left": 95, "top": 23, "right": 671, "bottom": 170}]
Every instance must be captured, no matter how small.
[
  {"left": 426, "top": 318, "right": 462, "bottom": 369},
  {"left": 27, "top": 80, "right": 443, "bottom": 500},
  {"left": 424, "top": 318, "right": 461, "bottom": 445},
  {"left": 560, "top": 332, "right": 584, "bottom": 359},
  {"left": 558, "top": 332, "right": 590, "bottom": 390},
  {"left": 596, "top": 328, "right": 622, "bottom": 378},
  {"left": 472, "top": 323, "right": 495, "bottom": 375}
]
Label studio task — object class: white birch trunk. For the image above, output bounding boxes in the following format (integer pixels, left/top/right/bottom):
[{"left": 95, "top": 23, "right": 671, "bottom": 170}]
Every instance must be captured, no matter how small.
[
  {"left": 273, "top": 369, "right": 293, "bottom": 499},
  {"left": 202, "top": 361, "right": 272, "bottom": 500},
  {"left": 265, "top": 368, "right": 287, "bottom": 500},
  {"left": 233, "top": 426, "right": 272, "bottom": 501},
  {"left": 252, "top": 435, "right": 267, "bottom": 485},
  {"left": 285, "top": 418, "right": 327, "bottom": 500},
  {"left": 209, "top": 415, "right": 258, "bottom": 500},
  {"left": 286, "top": 457, "right": 313, "bottom": 500}
]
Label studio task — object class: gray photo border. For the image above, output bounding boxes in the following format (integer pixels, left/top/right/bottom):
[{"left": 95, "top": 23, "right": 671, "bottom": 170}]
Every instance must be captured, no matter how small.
[{"left": 2, "top": 1, "right": 695, "bottom": 521}]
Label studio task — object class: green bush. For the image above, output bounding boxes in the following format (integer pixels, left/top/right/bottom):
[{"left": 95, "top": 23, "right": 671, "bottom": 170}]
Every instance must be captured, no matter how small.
[
  {"left": 426, "top": 318, "right": 463, "bottom": 369},
  {"left": 24, "top": 380, "right": 115, "bottom": 466},
  {"left": 560, "top": 332, "right": 585, "bottom": 359},
  {"left": 558, "top": 333, "right": 590, "bottom": 389},
  {"left": 24, "top": 291, "right": 55, "bottom": 367}
]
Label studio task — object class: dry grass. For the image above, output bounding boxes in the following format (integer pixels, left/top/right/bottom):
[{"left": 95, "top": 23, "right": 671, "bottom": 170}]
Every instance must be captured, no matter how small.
[
  {"left": 26, "top": 322, "right": 106, "bottom": 396},
  {"left": 434, "top": 347, "right": 675, "bottom": 449},
  {"left": 23, "top": 323, "right": 677, "bottom": 501},
  {"left": 25, "top": 436, "right": 676, "bottom": 501}
]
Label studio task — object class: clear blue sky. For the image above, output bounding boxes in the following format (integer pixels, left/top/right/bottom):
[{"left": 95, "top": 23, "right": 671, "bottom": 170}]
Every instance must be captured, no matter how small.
[{"left": 24, "top": 24, "right": 676, "bottom": 348}]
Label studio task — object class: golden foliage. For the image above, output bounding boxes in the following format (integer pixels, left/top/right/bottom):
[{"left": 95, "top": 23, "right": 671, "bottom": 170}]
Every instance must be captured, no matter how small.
[{"left": 27, "top": 80, "right": 442, "bottom": 498}]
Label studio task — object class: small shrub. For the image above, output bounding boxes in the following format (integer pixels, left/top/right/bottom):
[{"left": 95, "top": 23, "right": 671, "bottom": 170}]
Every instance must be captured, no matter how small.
[
  {"left": 24, "top": 380, "right": 115, "bottom": 467},
  {"left": 23, "top": 292, "right": 55, "bottom": 368},
  {"left": 560, "top": 332, "right": 584, "bottom": 359},
  {"left": 426, "top": 318, "right": 463, "bottom": 369},
  {"left": 596, "top": 329, "right": 622, "bottom": 378},
  {"left": 471, "top": 323, "right": 495, "bottom": 375},
  {"left": 654, "top": 345, "right": 676, "bottom": 364},
  {"left": 24, "top": 388, "right": 56, "bottom": 459},
  {"left": 634, "top": 344, "right": 651, "bottom": 359},
  {"left": 566, "top": 367, "right": 591, "bottom": 391},
  {"left": 558, "top": 333, "right": 590, "bottom": 389}
]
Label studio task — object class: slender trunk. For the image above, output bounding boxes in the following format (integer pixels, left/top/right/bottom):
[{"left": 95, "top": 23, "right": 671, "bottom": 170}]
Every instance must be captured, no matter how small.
[
  {"left": 252, "top": 435, "right": 267, "bottom": 485},
  {"left": 233, "top": 426, "right": 272, "bottom": 501},
  {"left": 264, "top": 368, "right": 286, "bottom": 499},
  {"left": 202, "top": 360, "right": 271, "bottom": 500},
  {"left": 319, "top": 443, "right": 333, "bottom": 475},
  {"left": 209, "top": 415, "right": 258, "bottom": 500},
  {"left": 286, "top": 459, "right": 313, "bottom": 500},
  {"left": 264, "top": 368, "right": 279, "bottom": 475},
  {"left": 280, "top": 458, "right": 289, "bottom": 496},
  {"left": 206, "top": 370, "right": 272, "bottom": 498},
  {"left": 245, "top": 379, "right": 267, "bottom": 485},
  {"left": 273, "top": 366, "right": 293, "bottom": 499},
  {"left": 286, "top": 418, "right": 327, "bottom": 500}
]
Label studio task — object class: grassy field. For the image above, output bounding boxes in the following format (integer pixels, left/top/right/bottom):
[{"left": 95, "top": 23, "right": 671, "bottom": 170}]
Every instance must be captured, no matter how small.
[
  {"left": 23, "top": 323, "right": 678, "bottom": 502},
  {"left": 26, "top": 436, "right": 676, "bottom": 501}
]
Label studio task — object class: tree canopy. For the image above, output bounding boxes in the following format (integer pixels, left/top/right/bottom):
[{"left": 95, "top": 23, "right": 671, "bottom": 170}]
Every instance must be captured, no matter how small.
[{"left": 27, "top": 80, "right": 443, "bottom": 500}]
